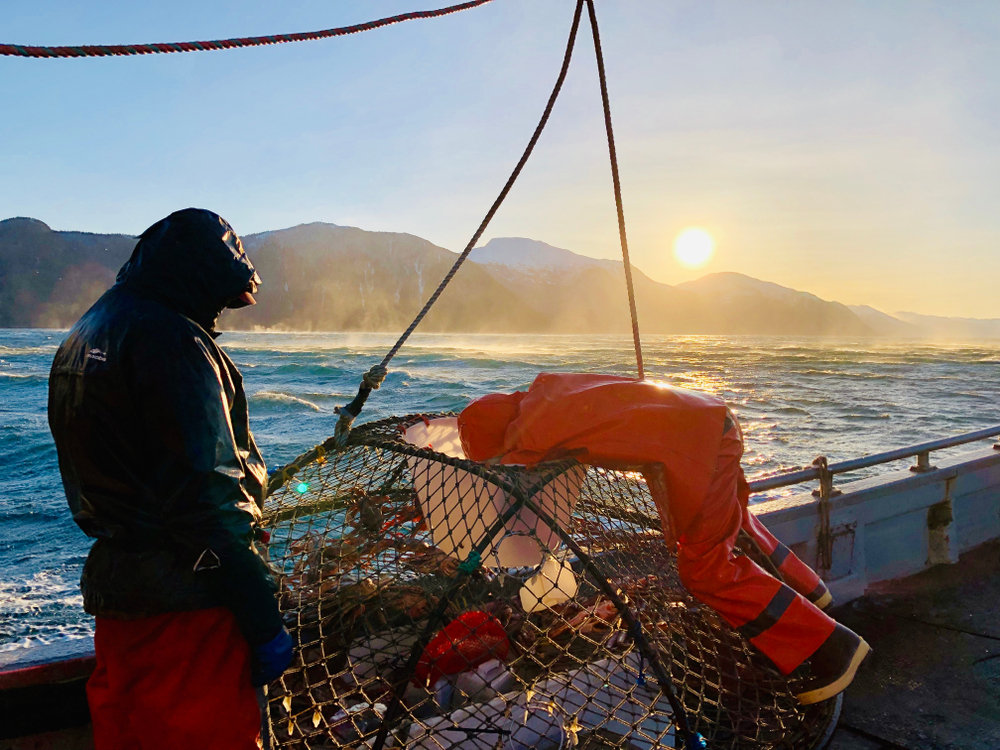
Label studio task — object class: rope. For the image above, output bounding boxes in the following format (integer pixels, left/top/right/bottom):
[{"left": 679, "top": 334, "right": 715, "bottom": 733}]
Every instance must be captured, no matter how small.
[
  {"left": 331, "top": 0, "right": 588, "bottom": 445},
  {"left": 456, "top": 549, "right": 482, "bottom": 575},
  {"left": 628, "top": 620, "right": 648, "bottom": 687},
  {"left": 0, "top": 0, "right": 495, "bottom": 58},
  {"left": 585, "top": 0, "right": 644, "bottom": 379},
  {"left": 377, "top": 0, "right": 642, "bottom": 375},
  {"left": 377, "top": 0, "right": 587, "bottom": 373},
  {"left": 334, "top": 0, "right": 643, "bottom": 436}
]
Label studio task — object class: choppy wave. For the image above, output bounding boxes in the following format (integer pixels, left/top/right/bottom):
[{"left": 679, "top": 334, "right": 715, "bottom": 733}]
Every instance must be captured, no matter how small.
[
  {"left": 0, "top": 346, "right": 59, "bottom": 356},
  {"left": 0, "top": 572, "right": 90, "bottom": 653},
  {"left": 252, "top": 391, "right": 323, "bottom": 411},
  {"left": 5, "top": 329, "right": 1000, "bottom": 650}
]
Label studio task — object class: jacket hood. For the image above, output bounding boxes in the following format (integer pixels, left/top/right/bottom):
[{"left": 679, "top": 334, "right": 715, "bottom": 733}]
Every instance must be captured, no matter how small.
[{"left": 116, "top": 208, "right": 260, "bottom": 335}]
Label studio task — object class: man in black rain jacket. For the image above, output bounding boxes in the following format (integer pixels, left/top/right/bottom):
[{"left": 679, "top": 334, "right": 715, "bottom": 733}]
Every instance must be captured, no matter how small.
[{"left": 48, "top": 208, "right": 291, "bottom": 749}]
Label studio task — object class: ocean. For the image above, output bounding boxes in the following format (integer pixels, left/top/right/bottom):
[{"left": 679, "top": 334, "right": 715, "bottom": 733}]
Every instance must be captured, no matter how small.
[{"left": 4, "top": 328, "right": 1000, "bottom": 652}]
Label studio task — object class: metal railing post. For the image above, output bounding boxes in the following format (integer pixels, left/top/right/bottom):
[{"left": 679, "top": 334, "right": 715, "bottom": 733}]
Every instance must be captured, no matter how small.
[
  {"left": 811, "top": 456, "right": 840, "bottom": 575},
  {"left": 909, "top": 451, "right": 937, "bottom": 473}
]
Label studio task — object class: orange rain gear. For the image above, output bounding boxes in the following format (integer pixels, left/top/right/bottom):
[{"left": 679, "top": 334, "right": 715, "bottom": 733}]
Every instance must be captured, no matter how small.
[
  {"left": 680, "top": 421, "right": 835, "bottom": 673},
  {"left": 459, "top": 372, "right": 836, "bottom": 674},
  {"left": 737, "top": 482, "right": 832, "bottom": 610},
  {"left": 459, "top": 372, "right": 728, "bottom": 540}
]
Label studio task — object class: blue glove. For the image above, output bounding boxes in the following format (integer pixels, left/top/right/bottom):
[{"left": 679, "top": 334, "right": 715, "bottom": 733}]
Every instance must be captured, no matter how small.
[
  {"left": 686, "top": 732, "right": 707, "bottom": 749},
  {"left": 251, "top": 626, "right": 294, "bottom": 687}
]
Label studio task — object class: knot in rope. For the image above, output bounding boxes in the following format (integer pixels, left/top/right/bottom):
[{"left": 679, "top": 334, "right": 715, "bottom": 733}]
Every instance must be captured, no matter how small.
[
  {"left": 333, "top": 364, "right": 389, "bottom": 447},
  {"left": 333, "top": 410, "right": 356, "bottom": 449},
  {"left": 362, "top": 364, "right": 388, "bottom": 390},
  {"left": 457, "top": 550, "right": 482, "bottom": 575}
]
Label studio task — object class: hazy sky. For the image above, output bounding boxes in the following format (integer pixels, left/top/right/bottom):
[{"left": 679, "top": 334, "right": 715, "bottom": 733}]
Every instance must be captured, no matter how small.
[{"left": 2, "top": 1, "right": 997, "bottom": 317}]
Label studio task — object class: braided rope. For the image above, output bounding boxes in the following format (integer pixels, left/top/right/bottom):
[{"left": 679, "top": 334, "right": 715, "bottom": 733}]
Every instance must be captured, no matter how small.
[
  {"left": 586, "top": 0, "right": 644, "bottom": 379},
  {"left": 378, "top": 0, "right": 587, "bottom": 372},
  {"left": 334, "top": 0, "right": 643, "bottom": 433},
  {"left": 0, "top": 0, "right": 494, "bottom": 58}
]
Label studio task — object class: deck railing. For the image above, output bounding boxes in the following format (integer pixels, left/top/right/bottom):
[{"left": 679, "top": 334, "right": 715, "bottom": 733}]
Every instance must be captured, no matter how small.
[{"left": 747, "top": 424, "right": 1000, "bottom": 494}]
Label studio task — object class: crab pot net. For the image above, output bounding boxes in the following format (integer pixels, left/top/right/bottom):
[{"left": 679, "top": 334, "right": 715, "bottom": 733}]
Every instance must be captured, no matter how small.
[{"left": 262, "top": 415, "right": 838, "bottom": 750}]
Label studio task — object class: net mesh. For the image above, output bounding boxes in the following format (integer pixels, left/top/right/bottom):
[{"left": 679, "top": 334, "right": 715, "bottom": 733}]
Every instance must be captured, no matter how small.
[{"left": 262, "top": 415, "right": 837, "bottom": 750}]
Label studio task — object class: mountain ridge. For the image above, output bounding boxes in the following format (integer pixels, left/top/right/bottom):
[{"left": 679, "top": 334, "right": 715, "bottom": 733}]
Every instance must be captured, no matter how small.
[{"left": 0, "top": 215, "right": 989, "bottom": 337}]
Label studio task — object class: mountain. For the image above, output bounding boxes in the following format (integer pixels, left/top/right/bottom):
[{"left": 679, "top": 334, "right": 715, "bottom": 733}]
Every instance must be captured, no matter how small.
[
  {"left": 674, "top": 273, "right": 872, "bottom": 335},
  {"left": 0, "top": 218, "right": 136, "bottom": 328},
  {"left": 469, "top": 237, "right": 621, "bottom": 275},
  {"left": 849, "top": 305, "right": 921, "bottom": 337},
  {"left": 470, "top": 237, "right": 713, "bottom": 333},
  {"left": 0, "top": 214, "right": 963, "bottom": 337},
  {"left": 0, "top": 218, "right": 542, "bottom": 333},
  {"left": 473, "top": 242, "right": 870, "bottom": 335},
  {"left": 234, "top": 224, "right": 544, "bottom": 332},
  {"left": 892, "top": 312, "right": 1000, "bottom": 339}
]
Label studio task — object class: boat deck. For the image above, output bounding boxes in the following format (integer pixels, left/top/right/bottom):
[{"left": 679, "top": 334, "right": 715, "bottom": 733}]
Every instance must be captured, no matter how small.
[
  {"left": 2, "top": 540, "right": 997, "bottom": 750},
  {"left": 828, "top": 538, "right": 1000, "bottom": 750}
]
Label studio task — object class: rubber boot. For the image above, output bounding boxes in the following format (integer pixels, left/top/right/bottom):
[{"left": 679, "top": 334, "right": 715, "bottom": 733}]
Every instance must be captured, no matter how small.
[{"left": 795, "top": 623, "right": 871, "bottom": 705}]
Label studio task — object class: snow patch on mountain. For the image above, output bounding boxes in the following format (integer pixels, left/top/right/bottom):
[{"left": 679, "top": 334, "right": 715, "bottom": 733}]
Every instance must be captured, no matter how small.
[{"left": 470, "top": 237, "right": 621, "bottom": 274}]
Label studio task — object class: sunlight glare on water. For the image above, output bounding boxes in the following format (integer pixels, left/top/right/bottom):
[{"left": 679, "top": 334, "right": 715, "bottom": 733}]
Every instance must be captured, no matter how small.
[{"left": 4, "top": 329, "right": 1000, "bottom": 650}]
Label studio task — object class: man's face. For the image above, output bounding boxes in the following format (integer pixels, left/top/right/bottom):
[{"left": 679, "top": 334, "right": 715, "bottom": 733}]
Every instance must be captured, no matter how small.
[
  {"left": 235, "top": 275, "right": 260, "bottom": 307},
  {"left": 224, "top": 231, "right": 262, "bottom": 308}
]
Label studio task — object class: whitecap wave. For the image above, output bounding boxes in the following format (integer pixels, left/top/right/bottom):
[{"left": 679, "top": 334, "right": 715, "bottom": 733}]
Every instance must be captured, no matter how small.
[
  {"left": 252, "top": 391, "right": 323, "bottom": 411},
  {"left": 0, "top": 635, "right": 87, "bottom": 653},
  {"left": 0, "top": 345, "right": 59, "bottom": 356}
]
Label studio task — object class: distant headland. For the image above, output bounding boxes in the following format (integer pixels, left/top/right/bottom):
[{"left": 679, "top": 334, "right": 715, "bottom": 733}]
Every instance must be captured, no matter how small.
[{"left": 2, "top": 217, "right": 997, "bottom": 338}]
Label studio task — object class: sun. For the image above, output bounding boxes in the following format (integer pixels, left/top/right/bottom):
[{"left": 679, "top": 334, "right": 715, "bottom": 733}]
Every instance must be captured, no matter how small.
[{"left": 673, "top": 228, "right": 715, "bottom": 268}]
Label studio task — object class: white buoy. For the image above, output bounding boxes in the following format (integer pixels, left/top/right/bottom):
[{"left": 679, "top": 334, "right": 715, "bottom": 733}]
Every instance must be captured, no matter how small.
[{"left": 519, "top": 555, "right": 578, "bottom": 613}]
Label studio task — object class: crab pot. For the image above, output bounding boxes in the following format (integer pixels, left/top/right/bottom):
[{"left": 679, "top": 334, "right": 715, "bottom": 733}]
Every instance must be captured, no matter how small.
[{"left": 262, "top": 415, "right": 839, "bottom": 750}]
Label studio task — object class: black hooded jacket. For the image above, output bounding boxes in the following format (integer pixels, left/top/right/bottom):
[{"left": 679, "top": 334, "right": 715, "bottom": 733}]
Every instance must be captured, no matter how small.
[{"left": 47, "top": 208, "right": 281, "bottom": 646}]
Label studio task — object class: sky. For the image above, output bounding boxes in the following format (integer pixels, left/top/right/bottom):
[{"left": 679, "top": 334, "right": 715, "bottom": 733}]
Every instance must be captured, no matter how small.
[{"left": 2, "top": 0, "right": 997, "bottom": 317}]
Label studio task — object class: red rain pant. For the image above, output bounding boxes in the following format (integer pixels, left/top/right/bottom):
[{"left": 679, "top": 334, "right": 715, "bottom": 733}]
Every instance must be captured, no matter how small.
[
  {"left": 88, "top": 607, "right": 261, "bottom": 750},
  {"left": 677, "top": 424, "right": 837, "bottom": 675}
]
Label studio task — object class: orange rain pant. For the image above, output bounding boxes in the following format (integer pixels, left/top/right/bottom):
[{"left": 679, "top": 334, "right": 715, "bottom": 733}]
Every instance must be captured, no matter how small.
[
  {"left": 88, "top": 607, "right": 261, "bottom": 750},
  {"left": 459, "top": 374, "right": 838, "bottom": 676},
  {"left": 678, "top": 423, "right": 836, "bottom": 674}
]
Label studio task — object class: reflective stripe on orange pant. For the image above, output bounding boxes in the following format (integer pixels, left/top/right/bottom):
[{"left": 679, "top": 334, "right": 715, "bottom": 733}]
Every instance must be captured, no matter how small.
[
  {"left": 677, "top": 425, "right": 836, "bottom": 675},
  {"left": 88, "top": 607, "right": 261, "bottom": 750},
  {"left": 739, "top": 501, "right": 831, "bottom": 606}
]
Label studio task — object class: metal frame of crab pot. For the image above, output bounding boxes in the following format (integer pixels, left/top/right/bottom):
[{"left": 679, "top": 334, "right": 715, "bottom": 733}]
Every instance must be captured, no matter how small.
[{"left": 262, "top": 414, "right": 842, "bottom": 750}]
